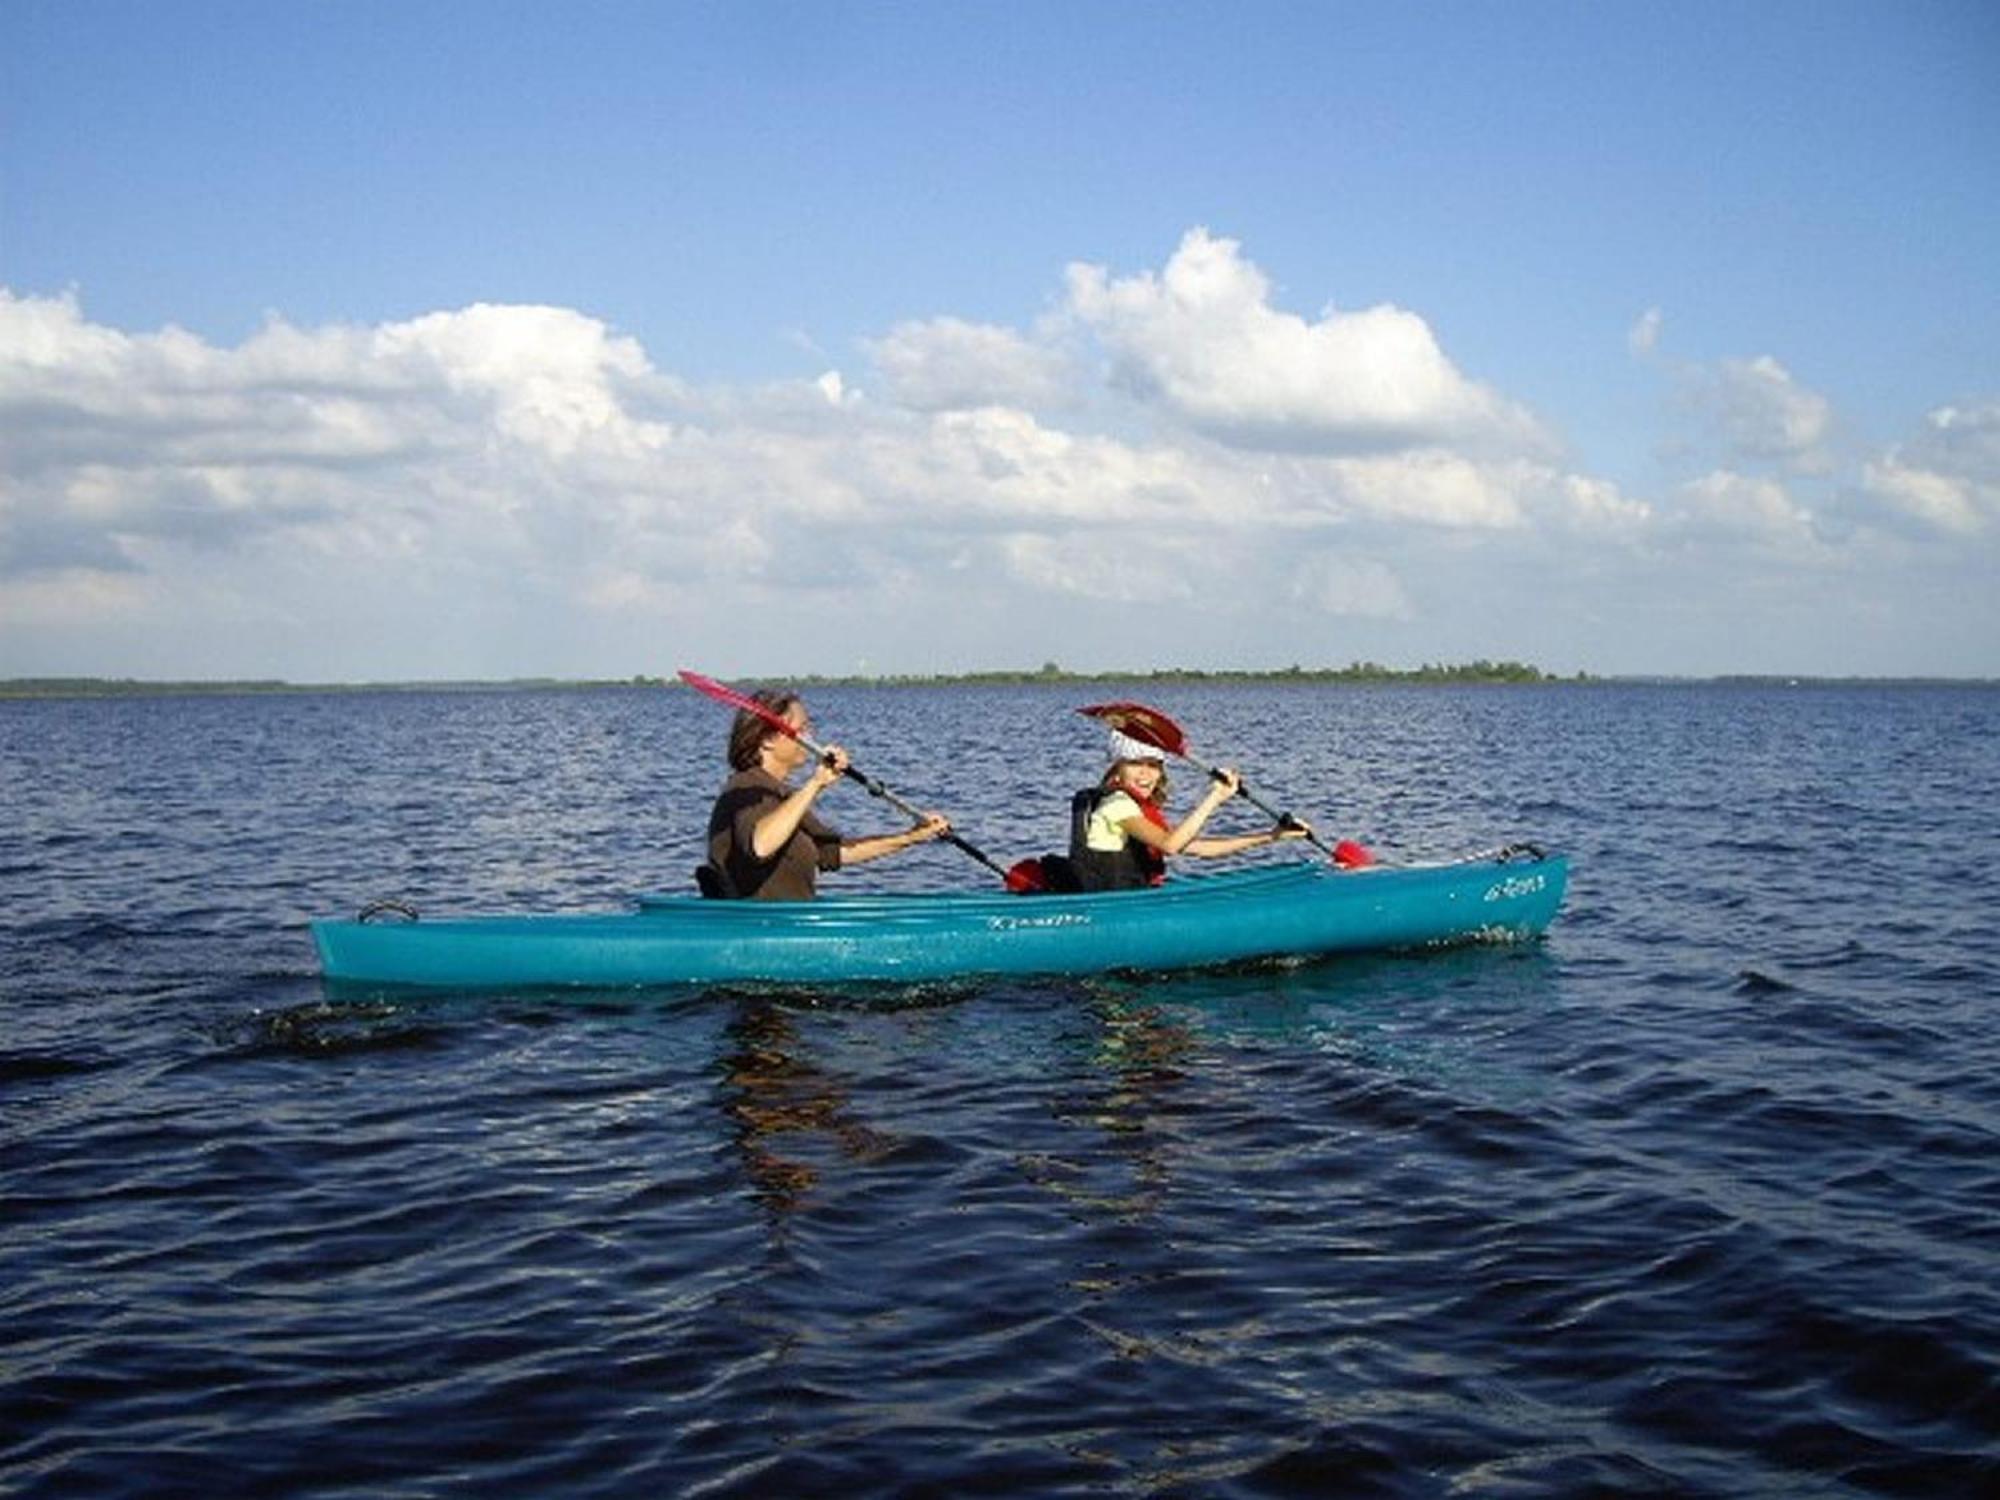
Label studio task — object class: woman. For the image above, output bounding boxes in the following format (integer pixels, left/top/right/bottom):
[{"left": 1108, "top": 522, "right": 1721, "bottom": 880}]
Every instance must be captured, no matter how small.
[
  {"left": 704, "top": 689, "right": 951, "bottom": 900},
  {"left": 1069, "top": 730, "right": 1311, "bottom": 891}
]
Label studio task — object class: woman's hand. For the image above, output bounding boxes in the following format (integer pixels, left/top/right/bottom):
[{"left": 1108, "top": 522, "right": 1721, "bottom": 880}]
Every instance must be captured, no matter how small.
[
  {"left": 1275, "top": 816, "right": 1312, "bottom": 842},
  {"left": 808, "top": 743, "right": 851, "bottom": 789},
  {"left": 1203, "top": 767, "right": 1242, "bottom": 803},
  {"left": 840, "top": 809, "right": 953, "bottom": 867}
]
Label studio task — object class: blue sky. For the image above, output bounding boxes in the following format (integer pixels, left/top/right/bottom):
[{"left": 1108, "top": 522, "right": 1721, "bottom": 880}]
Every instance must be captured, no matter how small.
[{"left": 4, "top": 0, "right": 1996, "bottom": 679}]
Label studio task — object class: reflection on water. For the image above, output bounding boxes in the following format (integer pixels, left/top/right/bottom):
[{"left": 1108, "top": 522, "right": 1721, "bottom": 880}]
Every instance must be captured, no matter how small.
[
  {"left": 221, "top": 998, "right": 446, "bottom": 1056},
  {"left": 1023, "top": 992, "right": 1199, "bottom": 1223},
  {"left": 718, "top": 998, "right": 896, "bottom": 1218}
]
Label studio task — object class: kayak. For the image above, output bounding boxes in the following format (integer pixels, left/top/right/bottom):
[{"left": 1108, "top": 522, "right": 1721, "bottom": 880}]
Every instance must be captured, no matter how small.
[{"left": 311, "top": 845, "right": 1566, "bottom": 992}]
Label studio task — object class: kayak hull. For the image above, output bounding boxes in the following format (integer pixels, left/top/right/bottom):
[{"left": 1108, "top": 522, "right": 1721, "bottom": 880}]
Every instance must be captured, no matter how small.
[{"left": 311, "top": 848, "right": 1567, "bottom": 992}]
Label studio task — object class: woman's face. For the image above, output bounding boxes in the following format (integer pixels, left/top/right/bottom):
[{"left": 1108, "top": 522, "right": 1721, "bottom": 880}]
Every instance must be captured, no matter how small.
[
  {"left": 767, "top": 703, "right": 812, "bottom": 774},
  {"left": 1115, "top": 759, "right": 1164, "bottom": 797}
]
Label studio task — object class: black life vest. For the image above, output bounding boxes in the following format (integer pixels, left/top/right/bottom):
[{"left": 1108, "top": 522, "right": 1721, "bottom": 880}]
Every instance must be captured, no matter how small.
[{"left": 1067, "top": 786, "right": 1167, "bottom": 892}]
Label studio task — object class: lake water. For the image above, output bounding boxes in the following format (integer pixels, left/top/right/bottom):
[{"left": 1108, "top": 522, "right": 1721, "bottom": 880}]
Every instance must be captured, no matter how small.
[{"left": 3, "top": 681, "right": 1996, "bottom": 1497}]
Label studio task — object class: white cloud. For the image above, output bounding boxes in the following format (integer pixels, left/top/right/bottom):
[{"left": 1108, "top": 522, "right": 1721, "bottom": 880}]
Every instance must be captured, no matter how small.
[
  {"left": 1541, "top": 471, "right": 1655, "bottom": 535},
  {"left": 1064, "top": 228, "right": 1550, "bottom": 455},
  {"left": 865, "top": 316, "right": 1071, "bottom": 412},
  {"left": 1318, "top": 451, "right": 1525, "bottom": 529},
  {"left": 997, "top": 531, "right": 1205, "bottom": 604},
  {"left": 2, "top": 236, "right": 1989, "bottom": 679},
  {"left": 1861, "top": 400, "right": 2000, "bottom": 536},
  {"left": 1863, "top": 459, "right": 1981, "bottom": 534},
  {"left": 1285, "top": 554, "right": 1413, "bottom": 619},
  {"left": 0, "top": 289, "right": 679, "bottom": 587},
  {"left": 369, "top": 303, "right": 671, "bottom": 457},
  {"left": 1675, "top": 469, "right": 1822, "bottom": 551},
  {"left": 1701, "top": 354, "right": 1834, "bottom": 470}
]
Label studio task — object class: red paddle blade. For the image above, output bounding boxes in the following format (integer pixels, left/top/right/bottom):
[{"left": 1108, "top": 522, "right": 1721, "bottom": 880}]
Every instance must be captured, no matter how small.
[
  {"left": 1332, "top": 840, "right": 1375, "bottom": 869},
  {"left": 677, "top": 669, "right": 799, "bottom": 739},
  {"left": 1004, "top": 858, "right": 1049, "bottom": 894},
  {"left": 1076, "top": 701, "right": 1189, "bottom": 757}
]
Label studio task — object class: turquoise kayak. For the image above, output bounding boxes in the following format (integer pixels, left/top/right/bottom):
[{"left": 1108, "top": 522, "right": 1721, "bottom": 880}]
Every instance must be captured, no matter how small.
[{"left": 312, "top": 846, "right": 1566, "bottom": 992}]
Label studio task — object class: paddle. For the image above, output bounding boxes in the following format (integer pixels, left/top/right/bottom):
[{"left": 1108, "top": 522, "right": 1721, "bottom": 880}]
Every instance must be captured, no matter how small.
[
  {"left": 679, "top": 669, "right": 1033, "bottom": 888},
  {"left": 1077, "top": 700, "right": 1374, "bottom": 868}
]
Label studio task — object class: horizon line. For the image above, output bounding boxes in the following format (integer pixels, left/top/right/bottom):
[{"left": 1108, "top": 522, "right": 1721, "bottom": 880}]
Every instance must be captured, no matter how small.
[{"left": 5, "top": 666, "right": 1997, "bottom": 700}]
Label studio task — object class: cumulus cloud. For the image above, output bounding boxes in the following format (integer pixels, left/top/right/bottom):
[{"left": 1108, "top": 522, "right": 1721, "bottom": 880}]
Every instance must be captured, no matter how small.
[
  {"left": 0, "top": 289, "right": 680, "bottom": 587},
  {"left": 1863, "top": 460, "right": 1980, "bottom": 534},
  {"left": 1861, "top": 400, "right": 2000, "bottom": 536},
  {"left": 0, "top": 290, "right": 671, "bottom": 472},
  {"left": 1064, "top": 228, "right": 1551, "bottom": 456},
  {"left": 1688, "top": 354, "right": 1834, "bottom": 471},
  {"left": 1318, "top": 451, "right": 1525, "bottom": 529},
  {"left": 6, "top": 230, "right": 1977, "bottom": 679},
  {"left": 1674, "top": 469, "right": 1823, "bottom": 553},
  {"left": 865, "top": 316, "right": 1072, "bottom": 412},
  {"left": 1540, "top": 471, "right": 1655, "bottom": 536}
]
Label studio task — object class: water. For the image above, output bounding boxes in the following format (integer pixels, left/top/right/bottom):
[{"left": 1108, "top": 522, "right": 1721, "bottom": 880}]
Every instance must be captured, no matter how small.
[{"left": 3, "top": 681, "right": 1996, "bottom": 1497}]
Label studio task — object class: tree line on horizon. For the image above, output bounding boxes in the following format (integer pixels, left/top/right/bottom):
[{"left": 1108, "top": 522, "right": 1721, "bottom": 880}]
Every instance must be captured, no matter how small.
[
  {"left": 1, "top": 660, "right": 1567, "bottom": 698},
  {"left": 9, "top": 665, "right": 1995, "bottom": 698},
  {"left": 790, "top": 659, "right": 1565, "bottom": 686}
]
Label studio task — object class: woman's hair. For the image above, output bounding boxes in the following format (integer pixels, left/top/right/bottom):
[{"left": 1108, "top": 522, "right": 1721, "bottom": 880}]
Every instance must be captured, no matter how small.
[
  {"left": 1102, "top": 760, "right": 1170, "bottom": 803},
  {"left": 728, "top": 689, "right": 802, "bottom": 770}
]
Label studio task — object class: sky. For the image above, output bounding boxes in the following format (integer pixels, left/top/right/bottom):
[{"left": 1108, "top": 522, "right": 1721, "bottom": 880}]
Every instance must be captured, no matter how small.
[{"left": 2, "top": 0, "right": 1996, "bottom": 681}]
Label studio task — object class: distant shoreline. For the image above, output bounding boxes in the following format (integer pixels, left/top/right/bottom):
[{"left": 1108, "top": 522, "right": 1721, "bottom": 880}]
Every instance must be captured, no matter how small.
[{"left": 3, "top": 664, "right": 1994, "bottom": 700}]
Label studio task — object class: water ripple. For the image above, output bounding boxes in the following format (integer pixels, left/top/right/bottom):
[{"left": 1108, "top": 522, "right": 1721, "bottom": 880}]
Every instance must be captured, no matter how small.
[{"left": 3, "top": 684, "right": 1998, "bottom": 1496}]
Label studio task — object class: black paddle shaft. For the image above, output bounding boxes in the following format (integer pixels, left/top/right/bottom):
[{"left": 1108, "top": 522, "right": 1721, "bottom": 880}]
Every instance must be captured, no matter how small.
[
  {"left": 1191, "top": 757, "right": 1340, "bottom": 862},
  {"left": 834, "top": 761, "right": 1012, "bottom": 880}
]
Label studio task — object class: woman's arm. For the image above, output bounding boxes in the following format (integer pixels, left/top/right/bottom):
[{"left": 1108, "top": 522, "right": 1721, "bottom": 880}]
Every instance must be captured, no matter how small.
[
  {"left": 748, "top": 748, "right": 847, "bottom": 859},
  {"left": 840, "top": 812, "right": 952, "bottom": 867}
]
